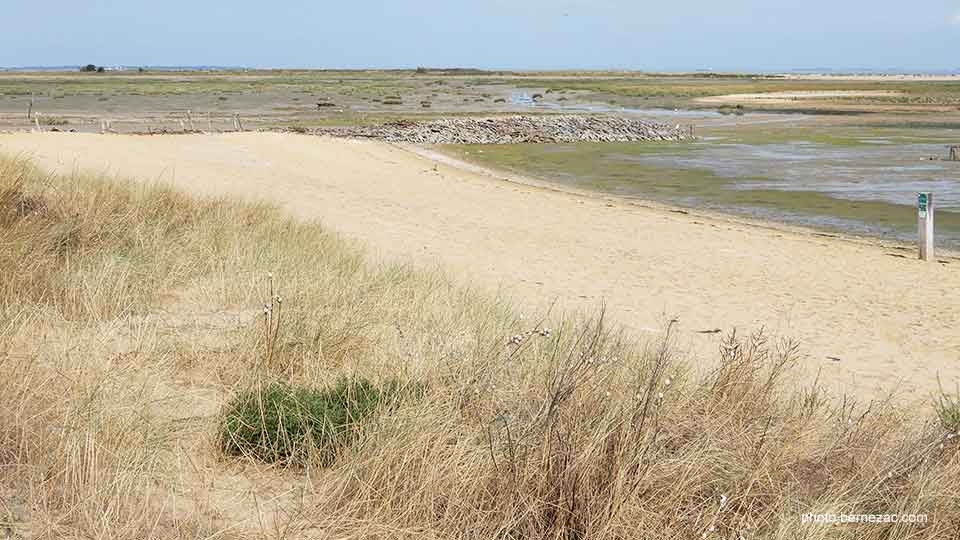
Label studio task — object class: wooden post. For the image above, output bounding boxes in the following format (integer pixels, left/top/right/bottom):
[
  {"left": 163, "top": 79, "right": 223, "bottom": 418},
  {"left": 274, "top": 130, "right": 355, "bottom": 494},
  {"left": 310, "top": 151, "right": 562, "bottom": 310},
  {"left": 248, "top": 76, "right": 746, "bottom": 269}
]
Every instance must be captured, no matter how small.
[
  {"left": 27, "top": 95, "right": 33, "bottom": 120},
  {"left": 950, "top": 146, "right": 960, "bottom": 162},
  {"left": 186, "top": 110, "right": 195, "bottom": 132},
  {"left": 34, "top": 114, "right": 41, "bottom": 132},
  {"left": 234, "top": 114, "right": 243, "bottom": 132},
  {"left": 918, "top": 192, "right": 934, "bottom": 261}
]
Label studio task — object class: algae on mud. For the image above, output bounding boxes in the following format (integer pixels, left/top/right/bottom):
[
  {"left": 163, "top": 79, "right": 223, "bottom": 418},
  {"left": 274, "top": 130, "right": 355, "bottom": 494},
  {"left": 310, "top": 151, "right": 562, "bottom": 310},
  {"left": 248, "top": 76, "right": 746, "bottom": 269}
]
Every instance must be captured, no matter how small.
[{"left": 441, "top": 139, "right": 960, "bottom": 249}]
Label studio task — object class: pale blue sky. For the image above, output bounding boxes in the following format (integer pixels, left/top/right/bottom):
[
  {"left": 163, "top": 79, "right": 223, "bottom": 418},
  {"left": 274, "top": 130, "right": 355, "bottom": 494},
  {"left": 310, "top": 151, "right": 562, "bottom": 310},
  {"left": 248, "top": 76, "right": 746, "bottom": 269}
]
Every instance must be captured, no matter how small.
[{"left": 3, "top": 0, "right": 958, "bottom": 71}]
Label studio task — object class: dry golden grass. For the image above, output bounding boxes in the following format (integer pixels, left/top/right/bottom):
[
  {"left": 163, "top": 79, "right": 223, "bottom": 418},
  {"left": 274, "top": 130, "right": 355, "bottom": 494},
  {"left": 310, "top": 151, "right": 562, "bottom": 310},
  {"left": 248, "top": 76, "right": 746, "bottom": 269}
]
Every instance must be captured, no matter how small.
[{"left": 1, "top": 155, "right": 959, "bottom": 539}]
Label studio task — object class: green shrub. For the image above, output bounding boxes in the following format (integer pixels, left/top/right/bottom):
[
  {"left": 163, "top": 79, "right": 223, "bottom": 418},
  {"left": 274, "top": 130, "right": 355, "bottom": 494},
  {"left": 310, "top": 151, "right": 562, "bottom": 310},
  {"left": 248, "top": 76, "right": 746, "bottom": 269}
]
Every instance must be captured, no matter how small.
[
  {"left": 934, "top": 383, "right": 960, "bottom": 433},
  {"left": 220, "top": 378, "right": 406, "bottom": 464}
]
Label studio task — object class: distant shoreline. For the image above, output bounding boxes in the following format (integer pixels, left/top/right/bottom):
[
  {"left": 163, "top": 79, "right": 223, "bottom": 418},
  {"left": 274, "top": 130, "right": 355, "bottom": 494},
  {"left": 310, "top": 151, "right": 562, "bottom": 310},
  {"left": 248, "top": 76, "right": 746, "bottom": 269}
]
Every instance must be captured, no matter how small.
[{"left": 2, "top": 66, "right": 959, "bottom": 78}]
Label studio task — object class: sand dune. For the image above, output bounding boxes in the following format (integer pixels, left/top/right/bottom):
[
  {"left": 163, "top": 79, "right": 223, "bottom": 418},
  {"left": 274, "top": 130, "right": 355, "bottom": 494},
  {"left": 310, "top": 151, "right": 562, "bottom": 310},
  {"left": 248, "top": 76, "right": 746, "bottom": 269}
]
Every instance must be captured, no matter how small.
[{"left": 2, "top": 132, "right": 957, "bottom": 400}]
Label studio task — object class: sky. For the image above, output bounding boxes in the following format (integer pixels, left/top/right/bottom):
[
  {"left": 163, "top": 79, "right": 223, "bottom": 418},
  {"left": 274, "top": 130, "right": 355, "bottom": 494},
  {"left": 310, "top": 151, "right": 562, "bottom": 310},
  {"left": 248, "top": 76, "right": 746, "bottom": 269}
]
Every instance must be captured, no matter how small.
[{"left": 2, "top": 0, "right": 958, "bottom": 72}]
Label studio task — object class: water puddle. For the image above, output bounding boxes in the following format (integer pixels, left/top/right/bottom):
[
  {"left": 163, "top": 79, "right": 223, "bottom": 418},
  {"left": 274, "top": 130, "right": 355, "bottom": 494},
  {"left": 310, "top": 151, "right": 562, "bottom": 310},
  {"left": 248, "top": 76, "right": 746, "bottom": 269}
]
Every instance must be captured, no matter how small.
[{"left": 510, "top": 92, "right": 723, "bottom": 119}]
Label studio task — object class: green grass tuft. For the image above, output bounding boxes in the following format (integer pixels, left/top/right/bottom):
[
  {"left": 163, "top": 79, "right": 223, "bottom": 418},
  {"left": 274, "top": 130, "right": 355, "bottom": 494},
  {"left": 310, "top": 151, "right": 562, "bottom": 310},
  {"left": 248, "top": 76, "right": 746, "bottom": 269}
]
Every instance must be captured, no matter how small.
[
  {"left": 220, "top": 378, "right": 408, "bottom": 464},
  {"left": 934, "top": 383, "right": 960, "bottom": 433}
]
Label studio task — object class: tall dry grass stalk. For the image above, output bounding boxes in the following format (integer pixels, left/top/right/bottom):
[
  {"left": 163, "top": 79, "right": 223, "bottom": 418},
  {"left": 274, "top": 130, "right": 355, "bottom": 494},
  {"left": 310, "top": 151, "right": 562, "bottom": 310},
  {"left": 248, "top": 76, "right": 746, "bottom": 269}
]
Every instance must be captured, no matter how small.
[{"left": 1, "top": 154, "right": 958, "bottom": 539}]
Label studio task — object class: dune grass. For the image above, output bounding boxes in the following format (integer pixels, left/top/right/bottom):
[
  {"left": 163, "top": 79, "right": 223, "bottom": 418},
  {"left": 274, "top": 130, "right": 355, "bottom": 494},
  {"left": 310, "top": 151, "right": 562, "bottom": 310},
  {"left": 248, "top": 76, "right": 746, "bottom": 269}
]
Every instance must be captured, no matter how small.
[{"left": 1, "top": 155, "right": 959, "bottom": 539}]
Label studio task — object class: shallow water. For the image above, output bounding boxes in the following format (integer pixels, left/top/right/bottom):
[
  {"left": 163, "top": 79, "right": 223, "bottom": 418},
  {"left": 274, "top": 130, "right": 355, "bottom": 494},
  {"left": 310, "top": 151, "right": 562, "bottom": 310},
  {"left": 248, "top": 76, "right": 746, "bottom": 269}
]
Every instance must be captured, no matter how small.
[
  {"left": 640, "top": 142, "right": 960, "bottom": 209},
  {"left": 456, "top": 98, "right": 960, "bottom": 248},
  {"left": 510, "top": 92, "right": 724, "bottom": 118}
]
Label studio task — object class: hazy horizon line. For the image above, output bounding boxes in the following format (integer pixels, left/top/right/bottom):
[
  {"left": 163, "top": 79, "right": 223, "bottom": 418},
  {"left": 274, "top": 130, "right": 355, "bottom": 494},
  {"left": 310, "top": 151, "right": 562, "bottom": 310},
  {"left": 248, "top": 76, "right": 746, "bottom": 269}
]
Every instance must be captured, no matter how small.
[{"left": 2, "top": 65, "right": 960, "bottom": 75}]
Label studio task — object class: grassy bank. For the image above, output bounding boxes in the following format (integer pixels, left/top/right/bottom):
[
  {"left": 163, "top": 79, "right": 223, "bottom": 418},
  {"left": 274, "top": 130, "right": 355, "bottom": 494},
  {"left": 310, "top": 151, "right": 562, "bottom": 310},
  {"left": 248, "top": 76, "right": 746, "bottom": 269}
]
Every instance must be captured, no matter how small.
[{"left": 1, "top": 155, "right": 959, "bottom": 539}]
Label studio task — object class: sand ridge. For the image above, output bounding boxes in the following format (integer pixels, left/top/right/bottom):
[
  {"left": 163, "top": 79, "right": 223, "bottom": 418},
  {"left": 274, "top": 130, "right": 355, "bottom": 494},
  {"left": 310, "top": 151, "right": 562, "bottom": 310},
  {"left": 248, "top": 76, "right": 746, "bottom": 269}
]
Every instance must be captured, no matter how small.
[
  {"left": 696, "top": 90, "right": 905, "bottom": 105},
  {"left": 2, "top": 131, "right": 957, "bottom": 400}
]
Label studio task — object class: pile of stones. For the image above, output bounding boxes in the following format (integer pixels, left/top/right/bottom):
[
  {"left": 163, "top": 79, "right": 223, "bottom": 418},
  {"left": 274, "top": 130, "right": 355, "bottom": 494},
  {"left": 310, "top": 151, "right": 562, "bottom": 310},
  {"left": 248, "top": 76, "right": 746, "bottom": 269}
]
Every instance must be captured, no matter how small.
[{"left": 316, "top": 115, "right": 691, "bottom": 144}]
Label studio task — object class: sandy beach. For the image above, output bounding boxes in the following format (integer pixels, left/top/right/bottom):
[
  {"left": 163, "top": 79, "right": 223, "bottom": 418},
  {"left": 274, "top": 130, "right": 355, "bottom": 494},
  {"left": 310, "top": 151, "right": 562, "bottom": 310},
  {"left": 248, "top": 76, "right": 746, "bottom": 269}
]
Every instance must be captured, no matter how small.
[
  {"left": 2, "top": 131, "right": 957, "bottom": 400},
  {"left": 696, "top": 90, "right": 905, "bottom": 105}
]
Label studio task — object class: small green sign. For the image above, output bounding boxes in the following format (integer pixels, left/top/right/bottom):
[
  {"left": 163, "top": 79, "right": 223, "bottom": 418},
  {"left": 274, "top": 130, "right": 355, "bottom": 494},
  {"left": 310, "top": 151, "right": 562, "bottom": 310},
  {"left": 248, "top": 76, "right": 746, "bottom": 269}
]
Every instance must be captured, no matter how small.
[{"left": 919, "top": 193, "right": 928, "bottom": 215}]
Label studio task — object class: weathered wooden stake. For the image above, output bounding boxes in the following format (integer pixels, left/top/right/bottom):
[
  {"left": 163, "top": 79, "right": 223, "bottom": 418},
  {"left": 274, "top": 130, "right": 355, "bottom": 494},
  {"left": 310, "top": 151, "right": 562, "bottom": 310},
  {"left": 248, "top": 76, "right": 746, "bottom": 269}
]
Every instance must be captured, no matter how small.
[
  {"left": 234, "top": 114, "right": 243, "bottom": 131},
  {"left": 186, "top": 109, "right": 195, "bottom": 131},
  {"left": 949, "top": 146, "right": 960, "bottom": 162},
  {"left": 34, "top": 115, "right": 41, "bottom": 132},
  {"left": 27, "top": 96, "right": 33, "bottom": 120},
  {"left": 918, "top": 192, "right": 934, "bottom": 261}
]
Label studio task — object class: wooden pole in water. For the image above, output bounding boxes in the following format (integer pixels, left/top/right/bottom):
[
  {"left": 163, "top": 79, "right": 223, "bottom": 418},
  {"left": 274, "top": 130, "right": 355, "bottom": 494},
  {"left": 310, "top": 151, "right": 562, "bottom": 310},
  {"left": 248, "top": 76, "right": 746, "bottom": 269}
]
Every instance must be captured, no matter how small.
[
  {"left": 918, "top": 192, "right": 934, "bottom": 261},
  {"left": 27, "top": 95, "right": 33, "bottom": 120}
]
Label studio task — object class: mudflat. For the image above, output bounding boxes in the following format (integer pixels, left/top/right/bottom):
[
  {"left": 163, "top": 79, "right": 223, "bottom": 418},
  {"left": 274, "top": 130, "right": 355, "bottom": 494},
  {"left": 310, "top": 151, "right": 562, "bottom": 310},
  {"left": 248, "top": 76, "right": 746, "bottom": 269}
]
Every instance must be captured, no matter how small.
[{"left": 2, "top": 131, "right": 957, "bottom": 400}]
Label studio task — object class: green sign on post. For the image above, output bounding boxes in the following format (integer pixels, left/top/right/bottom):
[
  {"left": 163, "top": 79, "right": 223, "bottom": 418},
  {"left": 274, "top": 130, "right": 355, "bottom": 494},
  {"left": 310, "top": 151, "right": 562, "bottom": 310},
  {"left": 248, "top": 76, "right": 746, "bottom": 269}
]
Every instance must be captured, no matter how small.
[{"left": 918, "top": 192, "right": 934, "bottom": 261}]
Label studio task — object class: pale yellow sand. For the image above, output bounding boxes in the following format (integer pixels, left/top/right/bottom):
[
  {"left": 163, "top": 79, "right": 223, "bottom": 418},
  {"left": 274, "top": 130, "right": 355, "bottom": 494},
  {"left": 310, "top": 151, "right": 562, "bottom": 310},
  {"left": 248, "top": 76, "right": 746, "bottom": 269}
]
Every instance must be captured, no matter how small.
[
  {"left": 696, "top": 90, "right": 904, "bottom": 105},
  {"left": 3, "top": 132, "right": 957, "bottom": 400}
]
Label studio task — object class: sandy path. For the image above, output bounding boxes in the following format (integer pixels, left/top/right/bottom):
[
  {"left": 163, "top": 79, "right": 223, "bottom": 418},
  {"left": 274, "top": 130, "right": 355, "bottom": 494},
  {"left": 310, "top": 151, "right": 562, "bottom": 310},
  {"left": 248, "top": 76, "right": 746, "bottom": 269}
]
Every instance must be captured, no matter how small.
[{"left": 2, "top": 132, "right": 958, "bottom": 400}]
